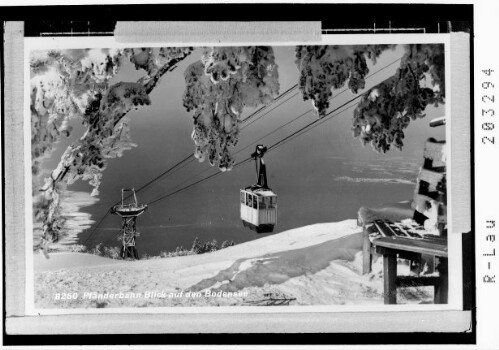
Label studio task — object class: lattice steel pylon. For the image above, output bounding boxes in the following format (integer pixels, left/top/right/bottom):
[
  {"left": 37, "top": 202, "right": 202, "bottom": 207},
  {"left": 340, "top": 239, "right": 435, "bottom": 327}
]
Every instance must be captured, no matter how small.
[{"left": 110, "top": 188, "right": 148, "bottom": 260}]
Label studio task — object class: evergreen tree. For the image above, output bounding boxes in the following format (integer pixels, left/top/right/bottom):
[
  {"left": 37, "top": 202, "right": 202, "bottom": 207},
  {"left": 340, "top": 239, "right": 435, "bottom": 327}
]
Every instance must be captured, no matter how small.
[
  {"left": 221, "top": 240, "right": 235, "bottom": 249},
  {"left": 191, "top": 237, "right": 202, "bottom": 254},
  {"left": 295, "top": 45, "right": 395, "bottom": 116},
  {"left": 351, "top": 44, "right": 445, "bottom": 152},
  {"left": 183, "top": 46, "right": 280, "bottom": 171},
  {"left": 295, "top": 44, "right": 444, "bottom": 152}
]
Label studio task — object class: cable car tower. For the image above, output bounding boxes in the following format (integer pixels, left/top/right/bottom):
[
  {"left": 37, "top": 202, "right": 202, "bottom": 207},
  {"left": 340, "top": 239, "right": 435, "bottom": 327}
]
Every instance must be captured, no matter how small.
[
  {"left": 110, "top": 188, "right": 147, "bottom": 260},
  {"left": 240, "top": 145, "right": 277, "bottom": 233}
]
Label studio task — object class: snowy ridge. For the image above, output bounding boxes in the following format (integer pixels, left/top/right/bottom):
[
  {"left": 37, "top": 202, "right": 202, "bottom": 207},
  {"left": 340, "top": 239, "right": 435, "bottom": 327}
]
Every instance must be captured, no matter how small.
[{"left": 34, "top": 220, "right": 432, "bottom": 308}]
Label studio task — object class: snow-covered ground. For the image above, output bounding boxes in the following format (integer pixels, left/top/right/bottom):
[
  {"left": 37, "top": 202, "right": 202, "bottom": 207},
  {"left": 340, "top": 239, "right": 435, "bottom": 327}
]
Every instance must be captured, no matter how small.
[{"left": 34, "top": 219, "right": 432, "bottom": 309}]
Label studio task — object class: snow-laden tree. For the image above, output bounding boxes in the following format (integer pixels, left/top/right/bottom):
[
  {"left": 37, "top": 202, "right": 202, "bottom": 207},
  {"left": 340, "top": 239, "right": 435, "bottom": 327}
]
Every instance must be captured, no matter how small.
[
  {"left": 31, "top": 47, "right": 192, "bottom": 246},
  {"left": 183, "top": 46, "right": 279, "bottom": 170},
  {"left": 351, "top": 44, "right": 445, "bottom": 152},
  {"left": 295, "top": 45, "right": 395, "bottom": 117},
  {"left": 295, "top": 44, "right": 445, "bottom": 153}
]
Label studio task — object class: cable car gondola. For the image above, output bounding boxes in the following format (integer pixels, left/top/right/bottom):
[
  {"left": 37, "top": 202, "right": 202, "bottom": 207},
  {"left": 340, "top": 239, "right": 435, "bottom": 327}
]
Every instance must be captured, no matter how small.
[
  {"left": 240, "top": 145, "right": 277, "bottom": 233},
  {"left": 110, "top": 188, "right": 147, "bottom": 259}
]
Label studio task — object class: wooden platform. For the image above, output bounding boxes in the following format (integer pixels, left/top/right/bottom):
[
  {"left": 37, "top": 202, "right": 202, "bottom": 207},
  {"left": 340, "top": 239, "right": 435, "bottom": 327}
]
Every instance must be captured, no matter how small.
[
  {"left": 361, "top": 219, "right": 448, "bottom": 304},
  {"left": 360, "top": 135, "right": 448, "bottom": 305},
  {"left": 374, "top": 235, "right": 448, "bottom": 304},
  {"left": 374, "top": 236, "right": 447, "bottom": 258}
]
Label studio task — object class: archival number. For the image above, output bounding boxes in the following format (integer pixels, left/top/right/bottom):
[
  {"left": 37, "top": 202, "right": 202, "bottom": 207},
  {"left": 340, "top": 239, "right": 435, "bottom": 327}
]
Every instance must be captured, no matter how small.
[
  {"left": 481, "top": 69, "right": 496, "bottom": 145},
  {"left": 54, "top": 292, "right": 79, "bottom": 300}
]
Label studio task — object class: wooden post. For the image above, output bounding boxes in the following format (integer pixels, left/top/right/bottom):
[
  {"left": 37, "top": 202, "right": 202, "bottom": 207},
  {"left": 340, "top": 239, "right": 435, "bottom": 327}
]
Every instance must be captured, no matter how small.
[
  {"left": 435, "top": 257, "right": 448, "bottom": 304},
  {"left": 422, "top": 253, "right": 435, "bottom": 274},
  {"left": 383, "top": 253, "right": 397, "bottom": 304},
  {"left": 362, "top": 228, "right": 372, "bottom": 274}
]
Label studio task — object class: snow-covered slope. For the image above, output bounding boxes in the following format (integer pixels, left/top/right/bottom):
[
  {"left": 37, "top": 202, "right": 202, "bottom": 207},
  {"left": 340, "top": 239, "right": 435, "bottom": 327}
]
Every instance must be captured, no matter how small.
[{"left": 34, "top": 220, "right": 432, "bottom": 308}]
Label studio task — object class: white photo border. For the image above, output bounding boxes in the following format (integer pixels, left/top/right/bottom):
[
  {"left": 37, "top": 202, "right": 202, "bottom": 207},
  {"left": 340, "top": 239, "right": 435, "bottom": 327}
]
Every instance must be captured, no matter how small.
[{"left": 23, "top": 33, "right": 462, "bottom": 317}]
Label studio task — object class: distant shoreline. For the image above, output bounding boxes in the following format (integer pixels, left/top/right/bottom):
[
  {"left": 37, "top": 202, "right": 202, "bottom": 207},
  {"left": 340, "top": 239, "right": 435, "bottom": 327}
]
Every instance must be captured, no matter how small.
[
  {"left": 335, "top": 176, "right": 416, "bottom": 185},
  {"left": 34, "top": 190, "right": 99, "bottom": 253}
]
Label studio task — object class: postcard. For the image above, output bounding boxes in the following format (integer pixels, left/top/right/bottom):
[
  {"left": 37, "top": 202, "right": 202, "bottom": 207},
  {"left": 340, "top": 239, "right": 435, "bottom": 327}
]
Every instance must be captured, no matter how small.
[
  {"left": 2, "top": 11, "right": 477, "bottom": 340},
  {"left": 24, "top": 34, "right": 463, "bottom": 314}
]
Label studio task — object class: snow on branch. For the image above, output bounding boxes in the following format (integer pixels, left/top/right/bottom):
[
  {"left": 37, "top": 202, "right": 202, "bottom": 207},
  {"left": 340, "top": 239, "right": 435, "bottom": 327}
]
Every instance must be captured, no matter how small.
[
  {"left": 31, "top": 47, "right": 192, "bottom": 246},
  {"left": 295, "top": 45, "right": 395, "bottom": 117},
  {"left": 351, "top": 44, "right": 445, "bottom": 153},
  {"left": 183, "top": 46, "right": 280, "bottom": 171}
]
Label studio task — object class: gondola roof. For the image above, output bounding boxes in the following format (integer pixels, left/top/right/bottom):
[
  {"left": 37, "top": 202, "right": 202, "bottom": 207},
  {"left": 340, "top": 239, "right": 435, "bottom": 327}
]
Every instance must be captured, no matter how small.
[{"left": 243, "top": 186, "right": 276, "bottom": 197}]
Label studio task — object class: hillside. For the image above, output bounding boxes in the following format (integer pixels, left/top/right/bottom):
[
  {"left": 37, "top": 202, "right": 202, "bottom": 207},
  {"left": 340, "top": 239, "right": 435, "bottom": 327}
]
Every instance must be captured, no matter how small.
[{"left": 34, "top": 220, "right": 432, "bottom": 309}]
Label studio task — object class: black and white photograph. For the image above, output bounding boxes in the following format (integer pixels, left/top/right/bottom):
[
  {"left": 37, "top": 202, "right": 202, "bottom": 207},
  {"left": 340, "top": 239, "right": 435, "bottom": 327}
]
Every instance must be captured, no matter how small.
[
  {"left": 27, "top": 38, "right": 454, "bottom": 310},
  {"left": 4, "top": 2, "right": 489, "bottom": 346}
]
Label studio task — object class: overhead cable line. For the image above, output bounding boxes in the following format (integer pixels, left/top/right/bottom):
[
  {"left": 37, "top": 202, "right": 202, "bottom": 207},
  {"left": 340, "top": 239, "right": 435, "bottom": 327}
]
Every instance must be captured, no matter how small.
[
  {"left": 92, "top": 56, "right": 403, "bottom": 245},
  {"left": 145, "top": 83, "right": 375, "bottom": 208},
  {"left": 84, "top": 84, "right": 299, "bottom": 246},
  {"left": 122, "top": 83, "right": 299, "bottom": 203},
  {"left": 102, "top": 99, "right": 361, "bottom": 246}
]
